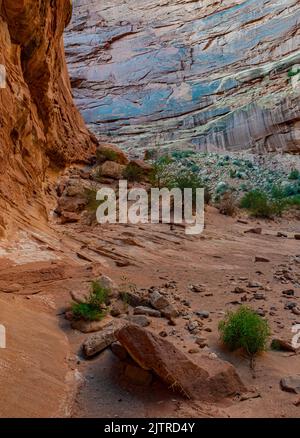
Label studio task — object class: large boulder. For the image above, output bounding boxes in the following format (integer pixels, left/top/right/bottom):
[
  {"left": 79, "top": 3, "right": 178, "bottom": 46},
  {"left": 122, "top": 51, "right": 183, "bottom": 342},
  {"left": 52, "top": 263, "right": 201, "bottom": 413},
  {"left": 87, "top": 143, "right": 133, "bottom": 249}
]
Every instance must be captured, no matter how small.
[
  {"left": 100, "top": 161, "right": 126, "bottom": 179},
  {"left": 116, "top": 324, "right": 245, "bottom": 400}
]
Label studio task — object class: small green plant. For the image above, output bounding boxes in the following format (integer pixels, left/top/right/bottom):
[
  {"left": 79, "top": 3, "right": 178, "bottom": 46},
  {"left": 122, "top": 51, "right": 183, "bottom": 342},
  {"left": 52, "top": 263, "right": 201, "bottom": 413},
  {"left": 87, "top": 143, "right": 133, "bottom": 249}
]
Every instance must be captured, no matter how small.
[
  {"left": 84, "top": 187, "right": 108, "bottom": 213},
  {"left": 288, "top": 168, "right": 300, "bottom": 180},
  {"left": 288, "top": 68, "right": 300, "bottom": 78},
  {"left": 240, "top": 189, "right": 287, "bottom": 218},
  {"left": 218, "top": 306, "right": 270, "bottom": 369},
  {"left": 96, "top": 148, "right": 118, "bottom": 164},
  {"left": 122, "top": 162, "right": 143, "bottom": 182},
  {"left": 71, "top": 281, "right": 109, "bottom": 321}
]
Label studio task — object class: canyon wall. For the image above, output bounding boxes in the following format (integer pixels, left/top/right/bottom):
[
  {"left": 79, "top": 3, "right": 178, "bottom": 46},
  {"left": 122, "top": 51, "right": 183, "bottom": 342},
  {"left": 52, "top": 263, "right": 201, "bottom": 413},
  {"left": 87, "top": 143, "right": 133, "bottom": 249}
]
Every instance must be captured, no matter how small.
[
  {"left": 66, "top": 0, "right": 300, "bottom": 154},
  {"left": 0, "top": 0, "right": 96, "bottom": 236}
]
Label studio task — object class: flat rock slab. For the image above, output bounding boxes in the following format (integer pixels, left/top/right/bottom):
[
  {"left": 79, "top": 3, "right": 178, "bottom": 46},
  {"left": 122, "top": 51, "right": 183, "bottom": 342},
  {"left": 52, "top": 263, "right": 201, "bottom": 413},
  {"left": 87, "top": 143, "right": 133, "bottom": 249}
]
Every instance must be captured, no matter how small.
[
  {"left": 116, "top": 324, "right": 246, "bottom": 401},
  {"left": 280, "top": 376, "right": 300, "bottom": 394},
  {"left": 72, "top": 316, "right": 117, "bottom": 333},
  {"left": 83, "top": 320, "right": 127, "bottom": 357},
  {"left": 133, "top": 306, "right": 161, "bottom": 317}
]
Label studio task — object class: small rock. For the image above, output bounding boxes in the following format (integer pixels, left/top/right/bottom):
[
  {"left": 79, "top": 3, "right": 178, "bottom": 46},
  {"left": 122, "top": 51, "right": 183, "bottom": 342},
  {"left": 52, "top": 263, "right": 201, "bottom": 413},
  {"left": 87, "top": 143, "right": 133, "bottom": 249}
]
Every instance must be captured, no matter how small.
[
  {"left": 255, "top": 256, "right": 270, "bottom": 263},
  {"left": 150, "top": 291, "right": 178, "bottom": 319},
  {"left": 292, "top": 307, "right": 300, "bottom": 316},
  {"left": 110, "top": 303, "right": 122, "bottom": 317},
  {"left": 280, "top": 376, "right": 300, "bottom": 394},
  {"left": 254, "top": 292, "right": 266, "bottom": 300},
  {"left": 282, "top": 289, "right": 295, "bottom": 296},
  {"left": 277, "top": 232, "right": 288, "bottom": 238},
  {"left": 60, "top": 212, "right": 81, "bottom": 224},
  {"left": 188, "top": 348, "right": 199, "bottom": 354},
  {"left": 237, "top": 219, "right": 249, "bottom": 225},
  {"left": 233, "top": 286, "right": 246, "bottom": 294},
  {"left": 285, "top": 302, "right": 297, "bottom": 310},
  {"left": 159, "top": 330, "right": 168, "bottom": 338},
  {"left": 271, "top": 338, "right": 298, "bottom": 353},
  {"left": 98, "top": 275, "right": 118, "bottom": 298},
  {"left": 239, "top": 392, "right": 261, "bottom": 402},
  {"left": 133, "top": 306, "right": 161, "bottom": 317},
  {"left": 70, "top": 290, "right": 89, "bottom": 304},
  {"left": 150, "top": 290, "right": 170, "bottom": 310},
  {"left": 162, "top": 304, "right": 179, "bottom": 319},
  {"left": 120, "top": 290, "right": 151, "bottom": 307},
  {"left": 111, "top": 342, "right": 128, "bottom": 361},
  {"left": 196, "top": 311, "right": 210, "bottom": 319},
  {"left": 128, "top": 315, "right": 150, "bottom": 327},
  {"left": 191, "top": 284, "right": 206, "bottom": 293},
  {"left": 248, "top": 281, "right": 263, "bottom": 288},
  {"left": 195, "top": 337, "right": 208, "bottom": 348},
  {"left": 187, "top": 320, "right": 200, "bottom": 333},
  {"left": 168, "top": 318, "right": 177, "bottom": 326},
  {"left": 245, "top": 227, "right": 262, "bottom": 235},
  {"left": 82, "top": 321, "right": 125, "bottom": 356}
]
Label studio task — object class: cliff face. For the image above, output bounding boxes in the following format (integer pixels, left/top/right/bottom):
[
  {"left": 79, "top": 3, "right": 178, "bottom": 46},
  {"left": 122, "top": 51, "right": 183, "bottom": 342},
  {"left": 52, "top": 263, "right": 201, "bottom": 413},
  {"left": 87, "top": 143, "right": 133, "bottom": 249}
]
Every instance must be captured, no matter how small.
[
  {"left": 65, "top": 0, "right": 300, "bottom": 154},
  {"left": 0, "top": 0, "right": 96, "bottom": 236}
]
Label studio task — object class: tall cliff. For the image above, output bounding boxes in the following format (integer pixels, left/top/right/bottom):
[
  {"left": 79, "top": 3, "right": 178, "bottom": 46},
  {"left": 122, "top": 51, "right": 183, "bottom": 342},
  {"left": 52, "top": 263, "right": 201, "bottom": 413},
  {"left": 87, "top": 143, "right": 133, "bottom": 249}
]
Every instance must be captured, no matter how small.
[
  {"left": 0, "top": 0, "right": 96, "bottom": 236},
  {"left": 65, "top": 0, "right": 300, "bottom": 154}
]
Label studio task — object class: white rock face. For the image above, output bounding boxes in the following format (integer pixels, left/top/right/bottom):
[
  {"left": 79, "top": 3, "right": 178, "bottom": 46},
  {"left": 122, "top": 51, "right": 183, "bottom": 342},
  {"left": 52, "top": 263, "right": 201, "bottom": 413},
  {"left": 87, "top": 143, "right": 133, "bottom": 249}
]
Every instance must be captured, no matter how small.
[{"left": 65, "top": 0, "right": 300, "bottom": 154}]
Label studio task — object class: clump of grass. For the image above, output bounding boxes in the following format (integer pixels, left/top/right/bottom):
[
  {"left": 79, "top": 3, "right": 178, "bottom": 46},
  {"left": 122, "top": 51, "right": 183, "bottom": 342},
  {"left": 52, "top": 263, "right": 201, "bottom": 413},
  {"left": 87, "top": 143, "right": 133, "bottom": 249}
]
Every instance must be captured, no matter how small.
[
  {"left": 288, "top": 68, "right": 300, "bottom": 78},
  {"left": 84, "top": 187, "right": 108, "bottom": 213},
  {"left": 240, "top": 190, "right": 287, "bottom": 218},
  {"left": 288, "top": 168, "right": 300, "bottom": 180},
  {"left": 219, "top": 306, "right": 270, "bottom": 370},
  {"left": 72, "top": 281, "right": 109, "bottom": 322},
  {"left": 218, "top": 191, "right": 237, "bottom": 217},
  {"left": 122, "top": 162, "right": 144, "bottom": 182},
  {"left": 96, "top": 148, "right": 119, "bottom": 164}
]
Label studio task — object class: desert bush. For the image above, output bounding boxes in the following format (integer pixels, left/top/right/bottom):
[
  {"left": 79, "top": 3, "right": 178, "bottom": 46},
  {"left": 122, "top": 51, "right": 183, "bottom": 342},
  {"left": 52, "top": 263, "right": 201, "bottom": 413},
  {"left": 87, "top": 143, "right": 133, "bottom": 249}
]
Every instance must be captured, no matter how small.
[
  {"left": 122, "top": 162, "right": 143, "bottom": 182},
  {"left": 218, "top": 306, "right": 270, "bottom": 359},
  {"left": 288, "top": 168, "right": 300, "bottom": 180},
  {"left": 218, "top": 191, "right": 237, "bottom": 216},
  {"left": 72, "top": 281, "right": 109, "bottom": 321},
  {"left": 288, "top": 68, "right": 300, "bottom": 78},
  {"left": 96, "top": 148, "right": 118, "bottom": 164},
  {"left": 240, "top": 190, "right": 287, "bottom": 218}
]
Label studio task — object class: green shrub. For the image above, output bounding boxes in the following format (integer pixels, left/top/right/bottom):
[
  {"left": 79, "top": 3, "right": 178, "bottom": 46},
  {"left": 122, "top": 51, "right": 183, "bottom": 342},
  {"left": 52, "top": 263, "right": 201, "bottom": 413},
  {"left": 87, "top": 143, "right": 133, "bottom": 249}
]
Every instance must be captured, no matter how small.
[
  {"left": 84, "top": 188, "right": 100, "bottom": 212},
  {"left": 72, "top": 302, "right": 104, "bottom": 321},
  {"left": 218, "top": 306, "right": 270, "bottom": 357},
  {"left": 96, "top": 148, "right": 118, "bottom": 164},
  {"left": 123, "top": 163, "right": 143, "bottom": 182},
  {"left": 288, "top": 68, "right": 300, "bottom": 78},
  {"left": 71, "top": 281, "right": 109, "bottom": 321},
  {"left": 288, "top": 169, "right": 300, "bottom": 180},
  {"left": 240, "top": 189, "right": 287, "bottom": 218},
  {"left": 287, "top": 194, "right": 300, "bottom": 207}
]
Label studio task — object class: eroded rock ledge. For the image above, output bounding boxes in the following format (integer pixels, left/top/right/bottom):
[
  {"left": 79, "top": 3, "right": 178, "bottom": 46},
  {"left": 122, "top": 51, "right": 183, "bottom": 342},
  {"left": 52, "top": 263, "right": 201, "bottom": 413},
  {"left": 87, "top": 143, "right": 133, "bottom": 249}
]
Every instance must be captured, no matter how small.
[
  {"left": 0, "top": 0, "right": 96, "bottom": 236},
  {"left": 66, "top": 0, "right": 300, "bottom": 154}
]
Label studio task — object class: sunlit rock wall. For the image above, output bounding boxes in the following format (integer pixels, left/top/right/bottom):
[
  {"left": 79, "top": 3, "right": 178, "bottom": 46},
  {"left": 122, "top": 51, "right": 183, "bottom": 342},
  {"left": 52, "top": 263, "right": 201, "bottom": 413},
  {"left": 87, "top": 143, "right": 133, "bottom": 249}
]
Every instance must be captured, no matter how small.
[{"left": 65, "top": 0, "right": 300, "bottom": 154}]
